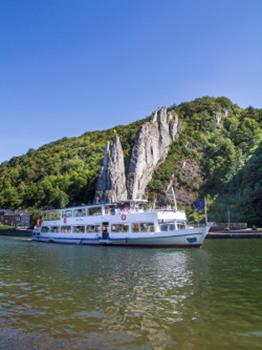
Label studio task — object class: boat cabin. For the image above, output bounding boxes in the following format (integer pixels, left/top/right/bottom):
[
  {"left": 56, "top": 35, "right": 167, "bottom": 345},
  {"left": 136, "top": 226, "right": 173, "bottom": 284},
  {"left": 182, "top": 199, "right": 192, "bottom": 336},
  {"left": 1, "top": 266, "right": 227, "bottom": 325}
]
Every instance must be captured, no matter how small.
[{"left": 40, "top": 200, "right": 187, "bottom": 234}]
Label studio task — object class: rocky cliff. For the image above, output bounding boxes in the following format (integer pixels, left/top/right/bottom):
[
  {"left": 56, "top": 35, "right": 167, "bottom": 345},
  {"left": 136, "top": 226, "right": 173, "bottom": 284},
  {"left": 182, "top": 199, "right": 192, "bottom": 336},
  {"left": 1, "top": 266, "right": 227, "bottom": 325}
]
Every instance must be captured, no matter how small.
[
  {"left": 95, "top": 135, "right": 127, "bottom": 203},
  {"left": 95, "top": 107, "right": 179, "bottom": 202},
  {"left": 1, "top": 96, "right": 261, "bottom": 225},
  {"left": 127, "top": 107, "right": 179, "bottom": 199}
]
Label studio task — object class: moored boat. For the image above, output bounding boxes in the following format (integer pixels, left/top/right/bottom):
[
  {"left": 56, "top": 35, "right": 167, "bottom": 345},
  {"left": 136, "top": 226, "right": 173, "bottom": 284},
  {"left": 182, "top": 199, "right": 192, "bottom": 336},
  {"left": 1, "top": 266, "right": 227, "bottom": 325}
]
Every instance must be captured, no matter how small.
[{"left": 32, "top": 200, "right": 210, "bottom": 247}]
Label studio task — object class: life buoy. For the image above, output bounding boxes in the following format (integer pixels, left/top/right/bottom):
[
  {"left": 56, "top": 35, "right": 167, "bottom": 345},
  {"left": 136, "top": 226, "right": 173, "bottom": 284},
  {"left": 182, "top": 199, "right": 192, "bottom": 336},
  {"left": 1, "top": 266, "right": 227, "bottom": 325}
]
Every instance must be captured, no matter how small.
[
  {"left": 121, "top": 213, "right": 127, "bottom": 221},
  {"left": 36, "top": 219, "right": 42, "bottom": 226}
]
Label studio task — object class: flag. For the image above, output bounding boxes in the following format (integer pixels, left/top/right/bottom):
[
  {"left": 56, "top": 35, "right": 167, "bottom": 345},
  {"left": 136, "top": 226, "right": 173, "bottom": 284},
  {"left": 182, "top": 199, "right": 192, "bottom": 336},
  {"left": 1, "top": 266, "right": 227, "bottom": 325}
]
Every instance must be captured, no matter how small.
[{"left": 191, "top": 198, "right": 205, "bottom": 211}]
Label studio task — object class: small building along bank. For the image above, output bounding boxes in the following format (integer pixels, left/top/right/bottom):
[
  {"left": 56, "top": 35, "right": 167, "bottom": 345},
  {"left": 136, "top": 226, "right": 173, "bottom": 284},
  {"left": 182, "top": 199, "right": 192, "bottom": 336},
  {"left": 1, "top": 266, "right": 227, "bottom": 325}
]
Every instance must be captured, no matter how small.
[{"left": 0, "top": 210, "right": 30, "bottom": 228}]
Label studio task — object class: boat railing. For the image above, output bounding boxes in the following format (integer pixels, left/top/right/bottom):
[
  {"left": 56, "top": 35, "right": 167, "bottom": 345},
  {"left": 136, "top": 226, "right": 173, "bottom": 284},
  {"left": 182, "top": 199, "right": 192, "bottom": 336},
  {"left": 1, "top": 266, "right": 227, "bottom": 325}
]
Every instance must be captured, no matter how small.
[
  {"left": 187, "top": 223, "right": 208, "bottom": 228},
  {"left": 41, "top": 207, "right": 188, "bottom": 220},
  {"left": 153, "top": 208, "right": 185, "bottom": 213}
]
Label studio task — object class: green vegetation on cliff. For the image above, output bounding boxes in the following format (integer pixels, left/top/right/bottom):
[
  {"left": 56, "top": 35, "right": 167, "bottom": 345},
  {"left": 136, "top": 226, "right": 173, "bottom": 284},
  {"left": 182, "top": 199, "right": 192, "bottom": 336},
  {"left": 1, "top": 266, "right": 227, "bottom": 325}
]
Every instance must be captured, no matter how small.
[
  {"left": 149, "top": 97, "right": 262, "bottom": 224},
  {"left": 0, "top": 118, "right": 145, "bottom": 210},
  {"left": 0, "top": 97, "right": 261, "bottom": 225}
]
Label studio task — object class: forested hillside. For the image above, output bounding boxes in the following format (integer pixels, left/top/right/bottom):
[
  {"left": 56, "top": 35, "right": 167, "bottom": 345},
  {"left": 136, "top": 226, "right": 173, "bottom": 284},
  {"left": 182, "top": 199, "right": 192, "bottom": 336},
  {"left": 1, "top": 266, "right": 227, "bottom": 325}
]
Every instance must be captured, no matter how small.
[
  {"left": 148, "top": 97, "right": 262, "bottom": 224},
  {"left": 0, "top": 97, "right": 261, "bottom": 225}
]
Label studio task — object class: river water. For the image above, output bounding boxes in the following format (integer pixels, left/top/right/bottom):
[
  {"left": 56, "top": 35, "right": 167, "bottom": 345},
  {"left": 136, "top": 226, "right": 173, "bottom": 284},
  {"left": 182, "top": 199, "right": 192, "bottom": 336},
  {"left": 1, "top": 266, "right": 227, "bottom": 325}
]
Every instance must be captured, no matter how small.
[{"left": 0, "top": 237, "right": 261, "bottom": 350}]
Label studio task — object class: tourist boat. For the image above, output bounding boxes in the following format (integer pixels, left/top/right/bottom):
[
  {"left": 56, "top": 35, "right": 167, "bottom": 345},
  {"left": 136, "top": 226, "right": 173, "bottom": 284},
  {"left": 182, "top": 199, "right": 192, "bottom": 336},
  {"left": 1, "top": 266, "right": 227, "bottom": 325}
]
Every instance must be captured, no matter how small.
[{"left": 32, "top": 200, "right": 210, "bottom": 248}]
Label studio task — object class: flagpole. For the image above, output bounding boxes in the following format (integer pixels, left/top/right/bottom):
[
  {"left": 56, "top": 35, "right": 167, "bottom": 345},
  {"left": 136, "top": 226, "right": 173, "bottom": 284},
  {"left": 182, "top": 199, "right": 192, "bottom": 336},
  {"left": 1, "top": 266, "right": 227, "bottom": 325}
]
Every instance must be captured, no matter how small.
[
  {"left": 204, "top": 197, "right": 208, "bottom": 225},
  {"left": 171, "top": 186, "right": 177, "bottom": 211}
]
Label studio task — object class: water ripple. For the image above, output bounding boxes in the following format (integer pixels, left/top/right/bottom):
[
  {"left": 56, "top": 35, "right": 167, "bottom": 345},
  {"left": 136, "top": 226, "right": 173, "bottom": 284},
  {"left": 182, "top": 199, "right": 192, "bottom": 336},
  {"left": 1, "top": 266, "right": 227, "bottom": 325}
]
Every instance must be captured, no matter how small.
[{"left": 0, "top": 237, "right": 262, "bottom": 349}]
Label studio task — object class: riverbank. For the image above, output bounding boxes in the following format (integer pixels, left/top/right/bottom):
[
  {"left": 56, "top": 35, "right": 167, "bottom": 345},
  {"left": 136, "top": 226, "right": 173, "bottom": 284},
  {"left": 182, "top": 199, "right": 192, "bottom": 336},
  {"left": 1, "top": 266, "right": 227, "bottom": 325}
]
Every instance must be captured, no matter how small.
[
  {"left": 0, "top": 229, "right": 33, "bottom": 237},
  {"left": 207, "top": 230, "right": 262, "bottom": 239}
]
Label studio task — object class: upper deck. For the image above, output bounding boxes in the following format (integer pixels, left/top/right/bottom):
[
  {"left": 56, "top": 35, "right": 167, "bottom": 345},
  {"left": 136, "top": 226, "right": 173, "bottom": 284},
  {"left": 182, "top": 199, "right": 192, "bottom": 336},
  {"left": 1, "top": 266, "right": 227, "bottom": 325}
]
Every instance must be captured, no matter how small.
[{"left": 41, "top": 200, "right": 187, "bottom": 225}]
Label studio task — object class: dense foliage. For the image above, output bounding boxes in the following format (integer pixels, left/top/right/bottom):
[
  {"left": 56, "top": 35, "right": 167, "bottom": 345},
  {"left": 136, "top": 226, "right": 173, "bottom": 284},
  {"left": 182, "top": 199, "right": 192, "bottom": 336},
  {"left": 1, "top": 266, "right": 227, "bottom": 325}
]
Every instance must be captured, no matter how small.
[
  {"left": 149, "top": 97, "right": 262, "bottom": 224},
  {"left": 0, "top": 224, "right": 13, "bottom": 231},
  {"left": 0, "top": 96, "right": 261, "bottom": 225},
  {"left": 0, "top": 119, "right": 145, "bottom": 210}
]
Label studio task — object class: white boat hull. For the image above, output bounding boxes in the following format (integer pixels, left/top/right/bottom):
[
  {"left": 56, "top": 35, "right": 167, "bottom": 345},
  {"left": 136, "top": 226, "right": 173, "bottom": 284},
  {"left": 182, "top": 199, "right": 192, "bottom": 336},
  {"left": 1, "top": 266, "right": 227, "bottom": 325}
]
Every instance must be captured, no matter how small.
[{"left": 32, "top": 227, "right": 209, "bottom": 248}]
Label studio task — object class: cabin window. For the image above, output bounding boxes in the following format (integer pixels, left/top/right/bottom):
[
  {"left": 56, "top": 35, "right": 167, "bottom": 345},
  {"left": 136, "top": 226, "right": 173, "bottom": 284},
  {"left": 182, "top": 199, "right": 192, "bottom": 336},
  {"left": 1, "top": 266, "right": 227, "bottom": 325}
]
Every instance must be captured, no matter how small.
[
  {"left": 62, "top": 210, "right": 72, "bottom": 218},
  {"left": 160, "top": 224, "right": 177, "bottom": 231},
  {"left": 132, "top": 223, "right": 154, "bottom": 232},
  {"left": 50, "top": 226, "right": 60, "bottom": 233},
  {"left": 86, "top": 224, "right": 101, "bottom": 233},
  {"left": 41, "top": 226, "right": 49, "bottom": 233},
  {"left": 88, "top": 207, "right": 102, "bottom": 216},
  {"left": 73, "top": 208, "right": 86, "bottom": 217},
  {"left": 160, "top": 224, "right": 169, "bottom": 232},
  {"left": 43, "top": 210, "right": 60, "bottom": 220},
  {"left": 72, "top": 225, "right": 85, "bottom": 233},
  {"left": 111, "top": 224, "right": 129, "bottom": 233},
  {"left": 105, "top": 205, "right": 116, "bottom": 215},
  {"left": 61, "top": 226, "right": 71, "bottom": 233},
  {"left": 177, "top": 223, "right": 186, "bottom": 230}
]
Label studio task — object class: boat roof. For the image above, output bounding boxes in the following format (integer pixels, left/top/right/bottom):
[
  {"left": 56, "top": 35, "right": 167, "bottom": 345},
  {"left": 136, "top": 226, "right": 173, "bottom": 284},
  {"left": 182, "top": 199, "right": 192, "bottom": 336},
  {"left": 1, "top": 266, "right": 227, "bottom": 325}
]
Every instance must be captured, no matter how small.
[
  {"left": 43, "top": 199, "right": 148, "bottom": 212},
  {"left": 112, "top": 199, "right": 148, "bottom": 204}
]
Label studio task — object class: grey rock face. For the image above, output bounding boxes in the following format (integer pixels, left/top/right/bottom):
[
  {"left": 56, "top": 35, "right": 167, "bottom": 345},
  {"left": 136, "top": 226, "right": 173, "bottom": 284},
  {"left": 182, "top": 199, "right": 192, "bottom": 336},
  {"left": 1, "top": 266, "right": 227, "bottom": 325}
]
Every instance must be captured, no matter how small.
[
  {"left": 127, "top": 107, "right": 179, "bottom": 199},
  {"left": 155, "top": 159, "right": 203, "bottom": 207},
  {"left": 95, "top": 136, "right": 127, "bottom": 203},
  {"left": 214, "top": 110, "right": 229, "bottom": 127},
  {"left": 214, "top": 112, "right": 223, "bottom": 126}
]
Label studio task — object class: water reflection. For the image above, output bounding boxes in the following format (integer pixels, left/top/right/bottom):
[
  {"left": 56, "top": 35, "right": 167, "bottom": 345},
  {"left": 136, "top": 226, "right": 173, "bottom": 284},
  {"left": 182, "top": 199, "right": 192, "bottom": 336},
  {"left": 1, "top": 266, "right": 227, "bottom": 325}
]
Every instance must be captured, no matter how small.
[{"left": 0, "top": 238, "right": 261, "bottom": 350}]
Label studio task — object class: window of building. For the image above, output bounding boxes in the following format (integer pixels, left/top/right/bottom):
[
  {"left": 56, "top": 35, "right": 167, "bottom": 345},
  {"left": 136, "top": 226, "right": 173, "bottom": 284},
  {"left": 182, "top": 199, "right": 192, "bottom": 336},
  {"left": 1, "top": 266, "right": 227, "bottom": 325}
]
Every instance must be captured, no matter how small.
[
  {"left": 132, "top": 223, "right": 154, "bottom": 232},
  {"left": 50, "top": 226, "right": 60, "bottom": 233},
  {"left": 61, "top": 226, "right": 71, "bottom": 233},
  {"left": 73, "top": 208, "right": 86, "bottom": 217},
  {"left": 72, "top": 225, "right": 85, "bottom": 233},
  {"left": 88, "top": 207, "right": 102, "bottom": 216},
  {"left": 86, "top": 224, "right": 101, "bottom": 233},
  {"left": 111, "top": 224, "right": 129, "bottom": 233},
  {"left": 41, "top": 226, "right": 49, "bottom": 233}
]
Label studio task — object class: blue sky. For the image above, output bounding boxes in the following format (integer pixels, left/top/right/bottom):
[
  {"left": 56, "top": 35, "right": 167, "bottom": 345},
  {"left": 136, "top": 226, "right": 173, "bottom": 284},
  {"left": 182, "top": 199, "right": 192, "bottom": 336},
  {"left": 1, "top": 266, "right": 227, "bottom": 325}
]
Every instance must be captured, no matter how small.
[{"left": 0, "top": 0, "right": 261, "bottom": 162}]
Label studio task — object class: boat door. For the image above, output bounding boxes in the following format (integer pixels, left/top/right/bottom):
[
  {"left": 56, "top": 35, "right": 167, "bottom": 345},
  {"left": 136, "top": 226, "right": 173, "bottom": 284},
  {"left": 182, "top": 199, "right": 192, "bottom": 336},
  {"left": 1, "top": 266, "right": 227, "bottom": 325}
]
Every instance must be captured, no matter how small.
[{"left": 102, "top": 222, "right": 109, "bottom": 239}]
